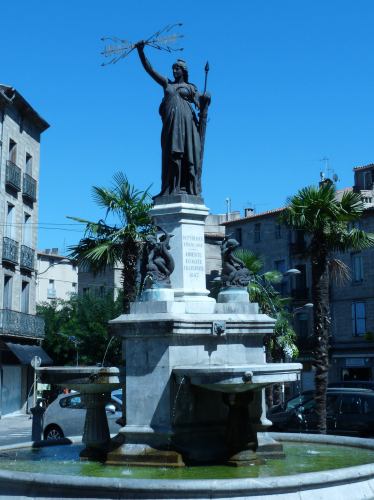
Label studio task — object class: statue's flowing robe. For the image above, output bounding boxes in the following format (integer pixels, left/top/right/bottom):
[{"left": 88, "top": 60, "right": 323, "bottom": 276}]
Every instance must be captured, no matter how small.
[{"left": 159, "top": 82, "right": 201, "bottom": 195}]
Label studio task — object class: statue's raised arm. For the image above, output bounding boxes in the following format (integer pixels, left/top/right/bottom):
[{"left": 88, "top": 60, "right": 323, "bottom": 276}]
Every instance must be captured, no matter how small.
[{"left": 136, "top": 41, "right": 168, "bottom": 88}]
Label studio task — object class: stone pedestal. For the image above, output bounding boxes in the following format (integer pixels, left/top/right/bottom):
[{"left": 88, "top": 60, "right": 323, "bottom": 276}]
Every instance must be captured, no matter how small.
[
  {"left": 150, "top": 196, "right": 215, "bottom": 312},
  {"left": 80, "top": 392, "right": 112, "bottom": 460}
]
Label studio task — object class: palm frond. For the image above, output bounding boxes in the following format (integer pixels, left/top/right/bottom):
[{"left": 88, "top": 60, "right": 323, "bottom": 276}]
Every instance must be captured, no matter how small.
[
  {"left": 329, "top": 258, "right": 351, "bottom": 286},
  {"left": 234, "top": 249, "right": 263, "bottom": 275}
]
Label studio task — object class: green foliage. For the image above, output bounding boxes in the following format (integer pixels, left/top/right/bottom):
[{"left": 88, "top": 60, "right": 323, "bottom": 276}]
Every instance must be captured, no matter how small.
[
  {"left": 281, "top": 183, "right": 374, "bottom": 254},
  {"left": 237, "top": 249, "right": 298, "bottom": 359},
  {"left": 68, "top": 173, "right": 155, "bottom": 313},
  {"left": 37, "top": 293, "right": 123, "bottom": 367}
]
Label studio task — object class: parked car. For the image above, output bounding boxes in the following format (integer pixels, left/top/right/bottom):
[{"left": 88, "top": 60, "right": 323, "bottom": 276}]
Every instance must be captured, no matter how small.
[
  {"left": 269, "top": 388, "right": 374, "bottom": 437},
  {"left": 43, "top": 389, "right": 122, "bottom": 440},
  {"left": 329, "top": 380, "right": 374, "bottom": 391}
]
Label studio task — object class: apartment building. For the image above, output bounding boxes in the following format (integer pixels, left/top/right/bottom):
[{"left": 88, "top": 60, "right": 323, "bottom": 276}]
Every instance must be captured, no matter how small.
[
  {"left": 36, "top": 249, "right": 78, "bottom": 303},
  {"left": 224, "top": 167, "right": 374, "bottom": 390},
  {"left": 0, "top": 84, "right": 50, "bottom": 416}
]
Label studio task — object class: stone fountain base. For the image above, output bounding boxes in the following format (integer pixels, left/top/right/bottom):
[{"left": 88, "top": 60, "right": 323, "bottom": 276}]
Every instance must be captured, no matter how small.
[{"left": 107, "top": 295, "right": 301, "bottom": 467}]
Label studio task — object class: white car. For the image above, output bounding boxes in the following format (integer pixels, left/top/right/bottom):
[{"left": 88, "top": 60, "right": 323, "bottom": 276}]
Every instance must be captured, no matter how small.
[{"left": 43, "top": 390, "right": 122, "bottom": 440}]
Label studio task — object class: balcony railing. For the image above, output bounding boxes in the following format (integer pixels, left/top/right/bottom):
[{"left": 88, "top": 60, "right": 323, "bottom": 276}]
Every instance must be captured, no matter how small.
[
  {"left": 22, "top": 173, "right": 37, "bottom": 202},
  {"left": 0, "top": 309, "right": 45, "bottom": 339},
  {"left": 2, "top": 237, "right": 19, "bottom": 265},
  {"left": 20, "top": 245, "right": 35, "bottom": 270},
  {"left": 6, "top": 160, "right": 21, "bottom": 191}
]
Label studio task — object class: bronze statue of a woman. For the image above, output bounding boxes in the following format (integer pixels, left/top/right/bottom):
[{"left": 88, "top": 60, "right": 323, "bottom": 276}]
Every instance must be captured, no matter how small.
[{"left": 136, "top": 41, "right": 210, "bottom": 197}]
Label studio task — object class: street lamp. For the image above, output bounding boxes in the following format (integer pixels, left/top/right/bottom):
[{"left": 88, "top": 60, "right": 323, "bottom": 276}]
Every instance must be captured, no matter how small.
[
  {"left": 68, "top": 336, "right": 80, "bottom": 367},
  {"left": 293, "top": 303, "right": 313, "bottom": 314},
  {"left": 283, "top": 268, "right": 301, "bottom": 276}
]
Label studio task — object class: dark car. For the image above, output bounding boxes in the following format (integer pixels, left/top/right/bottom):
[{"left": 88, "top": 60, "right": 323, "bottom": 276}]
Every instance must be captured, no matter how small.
[
  {"left": 329, "top": 380, "right": 374, "bottom": 391},
  {"left": 269, "top": 388, "right": 374, "bottom": 437}
]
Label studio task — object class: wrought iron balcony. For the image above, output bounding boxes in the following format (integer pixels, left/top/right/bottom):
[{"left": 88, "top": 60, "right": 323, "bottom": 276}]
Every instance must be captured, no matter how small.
[
  {"left": 22, "top": 173, "right": 37, "bottom": 202},
  {"left": 20, "top": 245, "right": 35, "bottom": 270},
  {"left": 0, "top": 309, "right": 45, "bottom": 339},
  {"left": 6, "top": 160, "right": 21, "bottom": 191},
  {"left": 2, "top": 237, "right": 19, "bottom": 265}
]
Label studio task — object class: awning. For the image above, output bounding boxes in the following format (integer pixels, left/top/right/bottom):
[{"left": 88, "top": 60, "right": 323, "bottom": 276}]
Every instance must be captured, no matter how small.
[{"left": 5, "top": 342, "right": 53, "bottom": 366}]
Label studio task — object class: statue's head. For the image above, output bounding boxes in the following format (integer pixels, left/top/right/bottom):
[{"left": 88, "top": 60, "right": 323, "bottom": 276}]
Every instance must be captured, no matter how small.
[
  {"left": 172, "top": 59, "right": 189, "bottom": 83},
  {"left": 146, "top": 235, "right": 157, "bottom": 248},
  {"left": 225, "top": 238, "right": 239, "bottom": 250}
]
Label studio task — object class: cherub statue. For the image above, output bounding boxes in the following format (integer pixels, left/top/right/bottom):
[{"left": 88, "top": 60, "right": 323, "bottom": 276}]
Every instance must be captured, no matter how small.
[
  {"left": 145, "top": 227, "right": 175, "bottom": 288},
  {"left": 221, "top": 237, "right": 251, "bottom": 288}
]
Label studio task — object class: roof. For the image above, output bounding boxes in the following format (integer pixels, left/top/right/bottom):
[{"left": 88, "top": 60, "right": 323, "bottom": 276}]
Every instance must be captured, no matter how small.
[
  {"left": 5, "top": 342, "right": 53, "bottom": 366},
  {"left": 0, "top": 84, "right": 49, "bottom": 132},
  {"left": 353, "top": 163, "right": 374, "bottom": 172},
  {"left": 223, "top": 207, "right": 285, "bottom": 225}
]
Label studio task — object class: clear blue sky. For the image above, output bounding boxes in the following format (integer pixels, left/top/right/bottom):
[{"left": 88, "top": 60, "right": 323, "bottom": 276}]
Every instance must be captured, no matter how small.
[{"left": 2, "top": 1, "right": 374, "bottom": 253}]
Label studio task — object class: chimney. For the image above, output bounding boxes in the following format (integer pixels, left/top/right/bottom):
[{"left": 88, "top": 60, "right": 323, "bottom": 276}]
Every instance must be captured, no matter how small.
[
  {"left": 45, "top": 249, "right": 50, "bottom": 254},
  {"left": 244, "top": 208, "right": 254, "bottom": 217},
  {"left": 51, "top": 248, "right": 59, "bottom": 255}
]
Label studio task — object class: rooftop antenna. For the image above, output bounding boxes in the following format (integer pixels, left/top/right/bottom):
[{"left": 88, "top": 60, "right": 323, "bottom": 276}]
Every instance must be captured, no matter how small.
[{"left": 225, "top": 197, "right": 231, "bottom": 222}]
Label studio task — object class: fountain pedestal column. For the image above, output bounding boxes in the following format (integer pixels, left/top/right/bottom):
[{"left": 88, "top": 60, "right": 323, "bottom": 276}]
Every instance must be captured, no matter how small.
[
  {"left": 80, "top": 392, "right": 113, "bottom": 460},
  {"left": 150, "top": 195, "right": 215, "bottom": 312}
]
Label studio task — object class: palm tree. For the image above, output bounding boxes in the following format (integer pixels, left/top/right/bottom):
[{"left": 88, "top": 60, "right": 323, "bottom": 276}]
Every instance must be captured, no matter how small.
[
  {"left": 280, "top": 181, "right": 374, "bottom": 433},
  {"left": 68, "top": 172, "right": 154, "bottom": 314}
]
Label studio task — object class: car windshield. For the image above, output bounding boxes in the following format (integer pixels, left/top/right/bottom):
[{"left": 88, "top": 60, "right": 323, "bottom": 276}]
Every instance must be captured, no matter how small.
[
  {"left": 111, "top": 390, "right": 122, "bottom": 403},
  {"left": 285, "top": 393, "right": 313, "bottom": 411}
]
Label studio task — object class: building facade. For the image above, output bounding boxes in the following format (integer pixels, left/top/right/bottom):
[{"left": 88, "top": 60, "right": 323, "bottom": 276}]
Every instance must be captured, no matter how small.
[
  {"left": 36, "top": 249, "right": 78, "bottom": 303},
  {"left": 0, "top": 84, "right": 50, "bottom": 416},
  {"left": 224, "top": 167, "right": 374, "bottom": 390}
]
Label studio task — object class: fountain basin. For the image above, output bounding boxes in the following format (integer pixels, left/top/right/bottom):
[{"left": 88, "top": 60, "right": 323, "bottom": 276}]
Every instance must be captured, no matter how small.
[
  {"left": 173, "top": 363, "right": 302, "bottom": 393},
  {"left": 37, "top": 366, "right": 121, "bottom": 394},
  {"left": 0, "top": 434, "right": 374, "bottom": 499}
]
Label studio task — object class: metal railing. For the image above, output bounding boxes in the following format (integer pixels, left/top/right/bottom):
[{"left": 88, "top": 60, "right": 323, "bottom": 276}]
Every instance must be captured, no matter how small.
[
  {"left": 5, "top": 160, "right": 21, "bottom": 191},
  {"left": 20, "top": 245, "right": 35, "bottom": 270},
  {"left": 2, "top": 237, "right": 19, "bottom": 265},
  {"left": 0, "top": 309, "right": 45, "bottom": 339},
  {"left": 22, "top": 173, "right": 37, "bottom": 201}
]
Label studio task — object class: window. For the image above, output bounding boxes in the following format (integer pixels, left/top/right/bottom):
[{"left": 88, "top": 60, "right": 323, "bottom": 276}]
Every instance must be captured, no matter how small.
[
  {"left": 3, "top": 275, "right": 12, "bottom": 309},
  {"left": 60, "top": 395, "right": 85, "bottom": 409},
  {"left": 297, "top": 313, "right": 309, "bottom": 338},
  {"left": 47, "top": 279, "right": 56, "bottom": 299},
  {"left": 295, "top": 264, "right": 307, "bottom": 290},
  {"left": 23, "top": 213, "right": 32, "bottom": 246},
  {"left": 363, "top": 397, "right": 374, "bottom": 415},
  {"left": 352, "top": 302, "right": 366, "bottom": 336},
  {"left": 339, "top": 395, "right": 362, "bottom": 415},
  {"left": 274, "top": 259, "right": 286, "bottom": 274},
  {"left": 6, "top": 204, "right": 14, "bottom": 239},
  {"left": 8, "top": 139, "right": 17, "bottom": 163},
  {"left": 21, "top": 281, "right": 29, "bottom": 313},
  {"left": 83, "top": 287, "right": 90, "bottom": 295},
  {"left": 274, "top": 259, "right": 287, "bottom": 294},
  {"left": 25, "top": 153, "right": 33, "bottom": 176},
  {"left": 234, "top": 228, "right": 242, "bottom": 245},
  {"left": 254, "top": 223, "right": 261, "bottom": 243},
  {"left": 275, "top": 224, "right": 281, "bottom": 239},
  {"left": 351, "top": 253, "right": 363, "bottom": 282}
]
